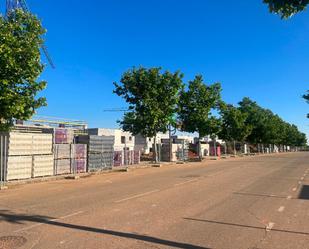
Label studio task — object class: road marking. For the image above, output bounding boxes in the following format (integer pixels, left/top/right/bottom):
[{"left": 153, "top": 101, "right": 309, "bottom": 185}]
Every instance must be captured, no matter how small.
[
  {"left": 287, "top": 195, "right": 292, "bottom": 200},
  {"left": 14, "top": 211, "right": 84, "bottom": 233},
  {"left": 278, "top": 206, "right": 285, "bottom": 212},
  {"left": 174, "top": 179, "right": 199, "bottom": 186},
  {"left": 292, "top": 187, "right": 297, "bottom": 192},
  {"left": 115, "top": 189, "right": 160, "bottom": 203},
  {"left": 266, "top": 222, "right": 275, "bottom": 232}
]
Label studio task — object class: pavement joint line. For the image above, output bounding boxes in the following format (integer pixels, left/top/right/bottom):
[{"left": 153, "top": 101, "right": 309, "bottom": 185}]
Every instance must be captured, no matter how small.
[
  {"left": 13, "top": 211, "right": 84, "bottom": 233},
  {"left": 266, "top": 222, "right": 275, "bottom": 232},
  {"left": 278, "top": 206, "right": 285, "bottom": 212},
  {"left": 115, "top": 189, "right": 160, "bottom": 203},
  {"left": 174, "top": 179, "right": 199, "bottom": 186}
]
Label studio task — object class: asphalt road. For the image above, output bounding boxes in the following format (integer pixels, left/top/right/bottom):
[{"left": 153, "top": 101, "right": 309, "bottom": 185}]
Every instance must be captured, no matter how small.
[{"left": 0, "top": 152, "right": 308, "bottom": 249}]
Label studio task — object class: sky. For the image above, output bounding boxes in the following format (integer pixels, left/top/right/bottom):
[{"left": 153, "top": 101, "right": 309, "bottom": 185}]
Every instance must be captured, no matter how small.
[{"left": 2, "top": 1, "right": 309, "bottom": 137}]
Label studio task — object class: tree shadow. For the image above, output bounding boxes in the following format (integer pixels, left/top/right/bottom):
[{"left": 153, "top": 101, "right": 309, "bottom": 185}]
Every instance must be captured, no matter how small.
[
  {"left": 0, "top": 210, "right": 210, "bottom": 249},
  {"left": 184, "top": 218, "right": 309, "bottom": 236},
  {"left": 298, "top": 185, "right": 309, "bottom": 200}
]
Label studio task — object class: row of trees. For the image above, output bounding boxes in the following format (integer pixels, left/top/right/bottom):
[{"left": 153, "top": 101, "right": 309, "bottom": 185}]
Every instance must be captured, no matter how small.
[
  {"left": 0, "top": 1, "right": 308, "bottom": 135},
  {"left": 114, "top": 67, "right": 307, "bottom": 161}
]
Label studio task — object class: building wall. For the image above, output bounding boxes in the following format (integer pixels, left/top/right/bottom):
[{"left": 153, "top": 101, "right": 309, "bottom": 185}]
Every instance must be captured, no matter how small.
[{"left": 134, "top": 133, "right": 169, "bottom": 154}]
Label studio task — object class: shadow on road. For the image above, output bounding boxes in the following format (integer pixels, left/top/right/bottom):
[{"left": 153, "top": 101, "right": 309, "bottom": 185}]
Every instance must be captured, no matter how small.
[
  {"left": 0, "top": 210, "right": 209, "bottom": 249},
  {"left": 234, "top": 192, "right": 288, "bottom": 199},
  {"left": 184, "top": 218, "right": 309, "bottom": 236},
  {"left": 299, "top": 185, "right": 309, "bottom": 200}
]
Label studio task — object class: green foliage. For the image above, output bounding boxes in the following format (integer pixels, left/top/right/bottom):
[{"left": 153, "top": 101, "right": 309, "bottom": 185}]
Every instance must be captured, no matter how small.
[
  {"left": 238, "top": 97, "right": 307, "bottom": 146},
  {"left": 178, "top": 75, "right": 222, "bottom": 138},
  {"left": 303, "top": 91, "right": 309, "bottom": 118},
  {"left": 238, "top": 98, "right": 266, "bottom": 144},
  {"left": 0, "top": 10, "right": 47, "bottom": 131},
  {"left": 219, "top": 104, "right": 252, "bottom": 143},
  {"left": 264, "top": 0, "right": 309, "bottom": 18},
  {"left": 113, "top": 67, "right": 184, "bottom": 138}
]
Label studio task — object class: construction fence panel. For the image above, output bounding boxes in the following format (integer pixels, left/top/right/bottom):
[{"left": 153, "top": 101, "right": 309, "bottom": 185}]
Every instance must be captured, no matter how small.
[
  {"left": 54, "top": 144, "right": 71, "bottom": 160},
  {"left": 54, "top": 159, "right": 71, "bottom": 175},
  {"left": 32, "top": 155, "right": 54, "bottom": 178},
  {"left": 54, "top": 128, "right": 74, "bottom": 144},
  {"left": 71, "top": 144, "right": 87, "bottom": 159},
  {"left": 133, "top": 151, "right": 140, "bottom": 164},
  {"left": 71, "top": 158, "right": 87, "bottom": 174},
  {"left": 113, "top": 151, "right": 123, "bottom": 167},
  {"left": 88, "top": 152, "right": 113, "bottom": 172},
  {"left": 7, "top": 156, "right": 32, "bottom": 181}
]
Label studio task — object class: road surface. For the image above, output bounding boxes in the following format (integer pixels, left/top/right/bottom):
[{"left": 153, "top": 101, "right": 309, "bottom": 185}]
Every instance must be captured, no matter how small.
[{"left": 0, "top": 152, "right": 308, "bottom": 249}]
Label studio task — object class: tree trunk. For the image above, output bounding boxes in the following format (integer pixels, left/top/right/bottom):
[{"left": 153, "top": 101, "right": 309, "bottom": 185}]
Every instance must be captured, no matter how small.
[{"left": 233, "top": 140, "right": 236, "bottom": 155}]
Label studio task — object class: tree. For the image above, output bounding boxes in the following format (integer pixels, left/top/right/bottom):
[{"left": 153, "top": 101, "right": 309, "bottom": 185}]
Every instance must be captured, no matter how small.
[
  {"left": 178, "top": 75, "right": 221, "bottom": 158},
  {"left": 264, "top": 0, "right": 309, "bottom": 18},
  {"left": 219, "top": 104, "right": 252, "bottom": 155},
  {"left": 113, "top": 67, "right": 183, "bottom": 162},
  {"left": 238, "top": 97, "right": 266, "bottom": 147},
  {"left": 303, "top": 91, "right": 309, "bottom": 118},
  {"left": 0, "top": 9, "right": 47, "bottom": 131}
]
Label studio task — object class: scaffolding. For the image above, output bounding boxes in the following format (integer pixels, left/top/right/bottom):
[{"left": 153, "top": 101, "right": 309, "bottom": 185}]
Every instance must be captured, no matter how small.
[{"left": 13, "top": 116, "right": 88, "bottom": 134}]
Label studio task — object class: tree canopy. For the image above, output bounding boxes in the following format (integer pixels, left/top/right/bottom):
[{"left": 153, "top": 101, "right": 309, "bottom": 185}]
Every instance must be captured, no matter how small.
[
  {"left": 178, "top": 75, "right": 221, "bottom": 138},
  {"left": 219, "top": 104, "right": 252, "bottom": 143},
  {"left": 238, "top": 97, "right": 306, "bottom": 147},
  {"left": 0, "top": 9, "right": 47, "bottom": 131},
  {"left": 113, "top": 67, "right": 183, "bottom": 138},
  {"left": 264, "top": 0, "right": 309, "bottom": 18}
]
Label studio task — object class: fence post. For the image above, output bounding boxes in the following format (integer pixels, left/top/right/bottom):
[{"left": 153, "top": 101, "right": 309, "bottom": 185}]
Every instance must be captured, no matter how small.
[
  {"left": 0, "top": 135, "right": 8, "bottom": 189},
  {"left": 0, "top": 136, "right": 3, "bottom": 188}
]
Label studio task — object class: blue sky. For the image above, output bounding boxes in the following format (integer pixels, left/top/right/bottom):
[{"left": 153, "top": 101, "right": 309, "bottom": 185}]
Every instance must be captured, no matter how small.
[{"left": 3, "top": 1, "right": 309, "bottom": 137}]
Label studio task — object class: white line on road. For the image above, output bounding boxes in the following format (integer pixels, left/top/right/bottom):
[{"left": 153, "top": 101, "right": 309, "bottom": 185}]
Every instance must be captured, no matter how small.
[
  {"left": 14, "top": 211, "right": 84, "bottom": 233},
  {"left": 115, "top": 189, "right": 160, "bottom": 203},
  {"left": 266, "top": 222, "right": 275, "bottom": 232},
  {"left": 174, "top": 179, "right": 199, "bottom": 187},
  {"left": 278, "top": 206, "right": 285, "bottom": 212}
]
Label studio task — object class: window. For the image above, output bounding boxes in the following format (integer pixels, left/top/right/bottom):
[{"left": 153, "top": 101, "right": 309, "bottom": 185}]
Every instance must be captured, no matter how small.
[
  {"left": 129, "top": 136, "right": 132, "bottom": 141},
  {"left": 121, "top": 136, "right": 125, "bottom": 144}
]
